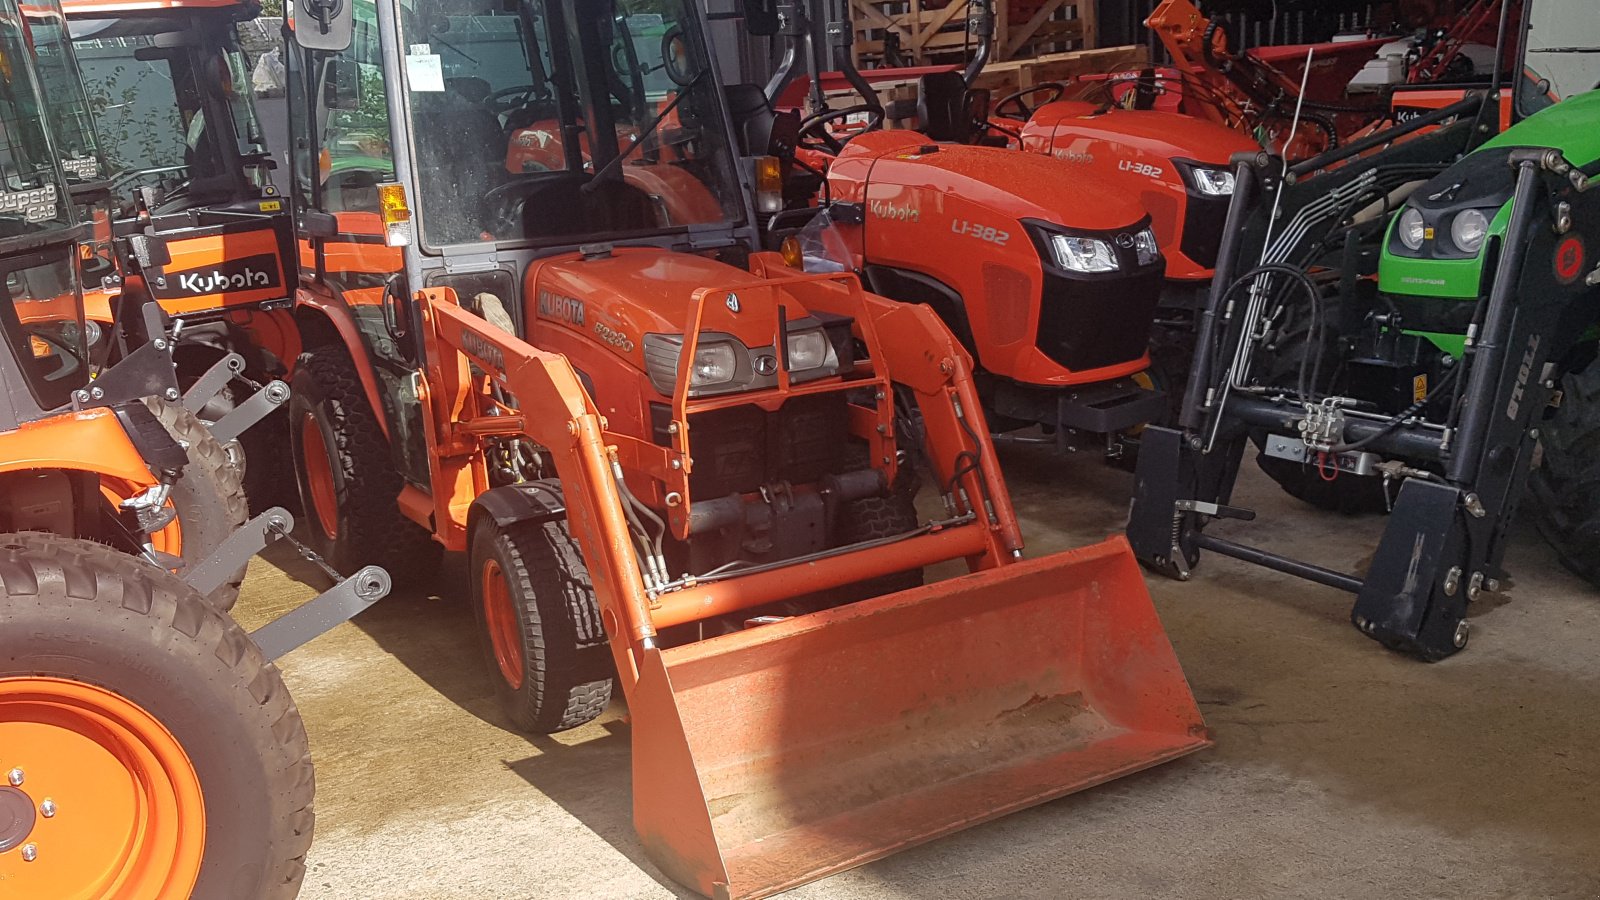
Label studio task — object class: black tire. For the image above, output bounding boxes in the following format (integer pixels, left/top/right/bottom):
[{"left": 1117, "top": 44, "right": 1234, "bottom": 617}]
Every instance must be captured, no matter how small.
[
  {"left": 831, "top": 447, "right": 925, "bottom": 599},
  {"left": 141, "top": 396, "right": 250, "bottom": 609},
  {"left": 289, "top": 346, "right": 441, "bottom": 581},
  {"left": 0, "top": 532, "right": 312, "bottom": 900},
  {"left": 1249, "top": 296, "right": 1390, "bottom": 514},
  {"left": 1529, "top": 365, "right": 1600, "bottom": 587},
  {"left": 470, "top": 515, "right": 614, "bottom": 733}
]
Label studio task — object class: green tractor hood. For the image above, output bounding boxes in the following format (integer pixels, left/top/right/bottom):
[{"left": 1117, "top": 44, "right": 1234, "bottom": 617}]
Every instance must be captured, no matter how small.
[{"left": 1377, "top": 89, "right": 1600, "bottom": 354}]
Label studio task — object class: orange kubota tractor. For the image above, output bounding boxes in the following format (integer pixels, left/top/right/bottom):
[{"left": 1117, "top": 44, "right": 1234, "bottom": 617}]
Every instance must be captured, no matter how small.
[
  {"left": 748, "top": 0, "right": 1259, "bottom": 400},
  {"left": 63, "top": 0, "right": 301, "bottom": 501},
  {"left": 725, "top": 1, "right": 1176, "bottom": 454},
  {"left": 285, "top": 0, "right": 1208, "bottom": 896}
]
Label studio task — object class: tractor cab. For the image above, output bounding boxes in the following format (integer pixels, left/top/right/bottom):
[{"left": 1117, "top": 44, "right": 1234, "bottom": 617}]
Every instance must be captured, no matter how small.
[
  {"left": 64, "top": 0, "right": 276, "bottom": 214},
  {"left": 59, "top": 0, "right": 298, "bottom": 442}
]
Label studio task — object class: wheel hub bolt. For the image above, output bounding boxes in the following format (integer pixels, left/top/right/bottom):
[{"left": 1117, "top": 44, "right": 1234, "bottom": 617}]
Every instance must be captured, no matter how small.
[
  {"left": 39, "top": 799, "right": 55, "bottom": 818},
  {"left": 6, "top": 769, "right": 21, "bottom": 787},
  {"left": 20, "top": 843, "right": 36, "bottom": 862}
]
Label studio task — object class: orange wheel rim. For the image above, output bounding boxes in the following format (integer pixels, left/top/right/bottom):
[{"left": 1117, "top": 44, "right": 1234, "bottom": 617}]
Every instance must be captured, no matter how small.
[
  {"left": 0, "top": 677, "right": 204, "bottom": 899},
  {"left": 300, "top": 413, "right": 340, "bottom": 540},
  {"left": 481, "top": 559, "right": 524, "bottom": 689},
  {"left": 98, "top": 480, "right": 181, "bottom": 558}
]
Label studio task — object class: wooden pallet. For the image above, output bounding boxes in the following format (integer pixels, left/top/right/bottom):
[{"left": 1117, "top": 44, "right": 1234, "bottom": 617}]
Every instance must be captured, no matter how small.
[
  {"left": 971, "top": 44, "right": 1151, "bottom": 98},
  {"left": 850, "top": 0, "right": 1098, "bottom": 68}
]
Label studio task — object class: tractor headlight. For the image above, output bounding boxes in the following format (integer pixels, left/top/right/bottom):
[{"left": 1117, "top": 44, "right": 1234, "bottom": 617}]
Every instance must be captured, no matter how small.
[
  {"left": 643, "top": 333, "right": 749, "bottom": 396},
  {"left": 690, "top": 342, "right": 739, "bottom": 386},
  {"left": 1449, "top": 208, "right": 1490, "bottom": 254},
  {"left": 1048, "top": 234, "right": 1120, "bottom": 273},
  {"left": 1398, "top": 207, "right": 1426, "bottom": 252},
  {"left": 1189, "top": 166, "right": 1235, "bottom": 196},
  {"left": 785, "top": 327, "right": 834, "bottom": 371},
  {"left": 1133, "top": 228, "right": 1161, "bottom": 267}
]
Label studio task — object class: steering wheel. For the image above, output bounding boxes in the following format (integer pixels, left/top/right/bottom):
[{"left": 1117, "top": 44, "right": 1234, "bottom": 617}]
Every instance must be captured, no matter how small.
[
  {"left": 661, "top": 28, "right": 695, "bottom": 87},
  {"left": 993, "top": 83, "right": 1067, "bottom": 121},
  {"left": 486, "top": 84, "right": 543, "bottom": 115},
  {"left": 797, "top": 105, "right": 885, "bottom": 155}
]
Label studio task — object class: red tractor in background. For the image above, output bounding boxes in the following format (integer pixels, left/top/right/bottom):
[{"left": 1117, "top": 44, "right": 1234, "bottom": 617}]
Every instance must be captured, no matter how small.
[{"left": 728, "top": 0, "right": 1173, "bottom": 454}]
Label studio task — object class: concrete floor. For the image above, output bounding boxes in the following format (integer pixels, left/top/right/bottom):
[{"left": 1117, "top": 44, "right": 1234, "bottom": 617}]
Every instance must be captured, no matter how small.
[{"left": 233, "top": 444, "right": 1600, "bottom": 900}]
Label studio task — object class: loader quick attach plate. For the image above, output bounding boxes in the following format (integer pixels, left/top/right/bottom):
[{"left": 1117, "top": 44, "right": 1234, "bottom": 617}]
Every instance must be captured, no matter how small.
[{"left": 628, "top": 536, "right": 1210, "bottom": 900}]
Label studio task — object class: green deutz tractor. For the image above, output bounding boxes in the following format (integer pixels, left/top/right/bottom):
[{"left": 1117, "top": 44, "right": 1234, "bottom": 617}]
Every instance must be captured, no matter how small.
[
  {"left": 1382, "top": 99, "right": 1600, "bottom": 587},
  {"left": 1127, "top": 79, "right": 1600, "bottom": 661}
]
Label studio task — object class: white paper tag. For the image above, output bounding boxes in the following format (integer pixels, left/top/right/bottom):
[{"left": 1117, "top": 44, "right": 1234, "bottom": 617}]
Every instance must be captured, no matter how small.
[{"left": 405, "top": 53, "right": 444, "bottom": 92}]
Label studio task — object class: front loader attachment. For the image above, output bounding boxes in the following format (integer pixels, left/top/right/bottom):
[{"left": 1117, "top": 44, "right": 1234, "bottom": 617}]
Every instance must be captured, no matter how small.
[{"left": 631, "top": 536, "right": 1209, "bottom": 900}]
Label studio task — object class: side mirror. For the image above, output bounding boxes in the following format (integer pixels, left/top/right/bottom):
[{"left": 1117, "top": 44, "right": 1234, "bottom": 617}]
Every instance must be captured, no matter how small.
[
  {"left": 293, "top": 0, "right": 354, "bottom": 53},
  {"left": 325, "top": 59, "right": 362, "bottom": 111},
  {"left": 741, "top": 0, "right": 780, "bottom": 36}
]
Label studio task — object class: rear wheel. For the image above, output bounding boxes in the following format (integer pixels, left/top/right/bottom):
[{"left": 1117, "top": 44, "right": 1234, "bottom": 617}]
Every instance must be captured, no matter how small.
[
  {"left": 469, "top": 514, "right": 613, "bottom": 733},
  {"left": 98, "top": 397, "right": 249, "bottom": 609},
  {"left": 1529, "top": 365, "right": 1600, "bottom": 587},
  {"left": 290, "top": 346, "right": 441, "bottom": 580},
  {"left": 0, "top": 532, "right": 312, "bottom": 900}
]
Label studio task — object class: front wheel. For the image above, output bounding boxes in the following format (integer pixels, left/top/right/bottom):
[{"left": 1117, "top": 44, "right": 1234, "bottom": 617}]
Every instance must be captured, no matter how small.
[
  {"left": 1529, "top": 365, "right": 1600, "bottom": 587},
  {"left": 97, "top": 397, "right": 249, "bottom": 609},
  {"left": 469, "top": 513, "right": 614, "bottom": 734},
  {"left": 0, "top": 532, "right": 312, "bottom": 899},
  {"left": 289, "top": 346, "right": 441, "bottom": 580}
]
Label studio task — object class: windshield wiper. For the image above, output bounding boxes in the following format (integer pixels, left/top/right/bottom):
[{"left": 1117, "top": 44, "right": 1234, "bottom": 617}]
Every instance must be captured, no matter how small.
[
  {"left": 1529, "top": 47, "right": 1600, "bottom": 53},
  {"left": 581, "top": 68, "right": 707, "bottom": 194}
]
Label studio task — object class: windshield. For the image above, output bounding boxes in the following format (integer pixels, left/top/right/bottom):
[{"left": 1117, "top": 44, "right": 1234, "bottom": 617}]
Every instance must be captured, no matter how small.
[
  {"left": 1519, "top": 0, "right": 1600, "bottom": 116},
  {"left": 399, "top": 0, "right": 744, "bottom": 248},
  {"left": 24, "top": 0, "right": 104, "bottom": 183},
  {"left": 0, "top": 6, "right": 68, "bottom": 234},
  {"left": 70, "top": 14, "right": 266, "bottom": 203}
]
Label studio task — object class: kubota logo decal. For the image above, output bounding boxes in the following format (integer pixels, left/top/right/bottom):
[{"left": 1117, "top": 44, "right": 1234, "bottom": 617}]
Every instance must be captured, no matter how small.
[
  {"left": 461, "top": 329, "right": 506, "bottom": 373},
  {"left": 162, "top": 253, "right": 280, "bottom": 297},
  {"left": 869, "top": 200, "right": 919, "bottom": 223},
  {"left": 537, "top": 289, "right": 586, "bottom": 326},
  {"left": 1555, "top": 236, "right": 1585, "bottom": 285}
]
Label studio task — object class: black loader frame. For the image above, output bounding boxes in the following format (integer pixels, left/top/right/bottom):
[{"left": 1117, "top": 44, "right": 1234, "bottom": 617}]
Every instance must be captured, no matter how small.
[{"left": 1127, "top": 94, "right": 1600, "bottom": 660}]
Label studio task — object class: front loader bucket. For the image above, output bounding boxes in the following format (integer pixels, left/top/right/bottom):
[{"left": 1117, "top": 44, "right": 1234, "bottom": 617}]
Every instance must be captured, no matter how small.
[{"left": 630, "top": 536, "right": 1209, "bottom": 900}]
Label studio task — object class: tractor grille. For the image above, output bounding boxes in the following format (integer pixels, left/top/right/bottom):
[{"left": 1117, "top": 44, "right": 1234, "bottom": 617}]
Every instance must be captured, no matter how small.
[
  {"left": 651, "top": 393, "right": 848, "bottom": 498},
  {"left": 1034, "top": 267, "right": 1164, "bottom": 373}
]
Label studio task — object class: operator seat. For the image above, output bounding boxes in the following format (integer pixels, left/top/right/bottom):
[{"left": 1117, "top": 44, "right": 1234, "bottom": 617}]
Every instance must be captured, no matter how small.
[
  {"left": 723, "top": 83, "right": 795, "bottom": 157},
  {"left": 917, "top": 71, "right": 974, "bottom": 143}
]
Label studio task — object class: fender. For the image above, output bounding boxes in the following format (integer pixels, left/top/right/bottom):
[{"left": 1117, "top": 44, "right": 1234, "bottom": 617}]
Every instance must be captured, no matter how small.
[
  {"left": 863, "top": 264, "right": 976, "bottom": 355},
  {"left": 467, "top": 480, "right": 568, "bottom": 539},
  {"left": 294, "top": 285, "right": 393, "bottom": 441},
  {"left": 0, "top": 408, "right": 156, "bottom": 485}
]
